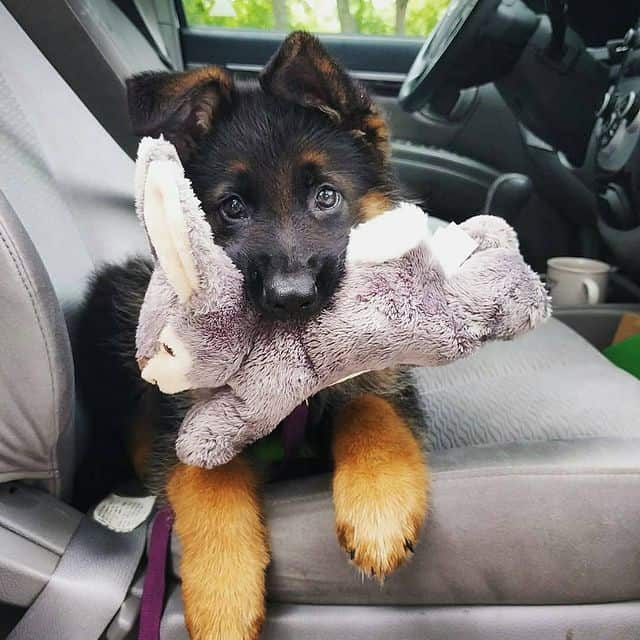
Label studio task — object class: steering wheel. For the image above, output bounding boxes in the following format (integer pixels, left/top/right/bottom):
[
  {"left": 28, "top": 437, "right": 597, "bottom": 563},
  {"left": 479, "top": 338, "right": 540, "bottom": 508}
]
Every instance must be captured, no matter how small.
[{"left": 398, "top": 0, "right": 514, "bottom": 113}]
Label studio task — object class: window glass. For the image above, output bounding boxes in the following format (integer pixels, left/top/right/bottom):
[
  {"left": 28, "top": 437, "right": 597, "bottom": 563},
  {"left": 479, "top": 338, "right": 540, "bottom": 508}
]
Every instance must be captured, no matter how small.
[{"left": 183, "top": 0, "right": 450, "bottom": 37}]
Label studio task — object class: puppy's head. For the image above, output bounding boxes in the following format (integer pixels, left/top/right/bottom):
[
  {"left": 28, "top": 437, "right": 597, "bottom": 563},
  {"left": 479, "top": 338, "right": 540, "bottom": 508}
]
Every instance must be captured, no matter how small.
[{"left": 127, "top": 32, "right": 396, "bottom": 321}]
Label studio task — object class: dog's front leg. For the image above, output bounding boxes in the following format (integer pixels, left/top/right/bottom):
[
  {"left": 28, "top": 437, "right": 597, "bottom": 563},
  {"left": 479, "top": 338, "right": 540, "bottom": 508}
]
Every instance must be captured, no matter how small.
[
  {"left": 332, "top": 394, "right": 429, "bottom": 579},
  {"left": 167, "top": 459, "right": 269, "bottom": 640}
]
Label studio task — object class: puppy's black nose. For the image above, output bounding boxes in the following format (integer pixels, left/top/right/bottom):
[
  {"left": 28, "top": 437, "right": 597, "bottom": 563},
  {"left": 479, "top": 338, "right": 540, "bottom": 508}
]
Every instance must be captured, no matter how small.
[{"left": 262, "top": 271, "right": 318, "bottom": 317}]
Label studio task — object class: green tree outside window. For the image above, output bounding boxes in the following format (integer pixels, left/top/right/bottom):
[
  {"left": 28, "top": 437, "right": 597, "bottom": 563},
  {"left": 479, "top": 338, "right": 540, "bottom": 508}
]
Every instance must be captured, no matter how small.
[{"left": 183, "top": 0, "right": 449, "bottom": 37}]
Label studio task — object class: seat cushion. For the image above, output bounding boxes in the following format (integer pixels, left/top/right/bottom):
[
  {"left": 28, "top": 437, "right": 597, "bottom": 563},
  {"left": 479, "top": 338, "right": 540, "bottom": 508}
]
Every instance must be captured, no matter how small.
[
  {"left": 0, "top": 4, "right": 148, "bottom": 315},
  {"left": 163, "top": 438, "right": 640, "bottom": 606},
  {"left": 413, "top": 318, "right": 640, "bottom": 450},
  {"left": 4, "top": 0, "right": 168, "bottom": 157},
  {"left": 0, "top": 5, "right": 149, "bottom": 496}
]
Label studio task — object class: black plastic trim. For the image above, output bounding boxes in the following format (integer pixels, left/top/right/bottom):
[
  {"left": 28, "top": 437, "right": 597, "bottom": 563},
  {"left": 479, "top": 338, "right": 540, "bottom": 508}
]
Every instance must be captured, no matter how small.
[{"left": 181, "top": 27, "right": 423, "bottom": 74}]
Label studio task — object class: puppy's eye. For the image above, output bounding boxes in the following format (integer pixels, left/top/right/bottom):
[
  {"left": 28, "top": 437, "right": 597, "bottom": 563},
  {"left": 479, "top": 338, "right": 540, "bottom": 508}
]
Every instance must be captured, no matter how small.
[
  {"left": 315, "top": 186, "right": 341, "bottom": 211},
  {"left": 220, "top": 195, "right": 248, "bottom": 221}
]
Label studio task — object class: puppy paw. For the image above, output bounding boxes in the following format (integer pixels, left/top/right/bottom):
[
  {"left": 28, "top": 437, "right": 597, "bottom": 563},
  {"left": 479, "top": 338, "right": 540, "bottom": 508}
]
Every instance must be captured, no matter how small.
[
  {"left": 332, "top": 396, "right": 429, "bottom": 580},
  {"left": 334, "top": 491, "right": 424, "bottom": 579}
]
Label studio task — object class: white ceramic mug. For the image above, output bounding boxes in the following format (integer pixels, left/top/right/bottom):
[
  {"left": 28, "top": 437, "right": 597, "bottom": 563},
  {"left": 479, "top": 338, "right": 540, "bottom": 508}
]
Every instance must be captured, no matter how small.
[{"left": 546, "top": 257, "right": 611, "bottom": 305}]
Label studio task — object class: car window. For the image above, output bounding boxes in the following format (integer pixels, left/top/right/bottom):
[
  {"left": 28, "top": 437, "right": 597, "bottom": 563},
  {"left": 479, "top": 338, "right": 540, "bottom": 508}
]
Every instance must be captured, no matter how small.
[{"left": 182, "top": 0, "right": 450, "bottom": 37}]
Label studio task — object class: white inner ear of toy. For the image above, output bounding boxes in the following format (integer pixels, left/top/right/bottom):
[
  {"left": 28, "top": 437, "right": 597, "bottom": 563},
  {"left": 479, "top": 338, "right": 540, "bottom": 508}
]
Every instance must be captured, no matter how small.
[
  {"left": 144, "top": 161, "right": 199, "bottom": 303},
  {"left": 140, "top": 325, "right": 193, "bottom": 394},
  {"left": 346, "top": 202, "right": 429, "bottom": 264}
]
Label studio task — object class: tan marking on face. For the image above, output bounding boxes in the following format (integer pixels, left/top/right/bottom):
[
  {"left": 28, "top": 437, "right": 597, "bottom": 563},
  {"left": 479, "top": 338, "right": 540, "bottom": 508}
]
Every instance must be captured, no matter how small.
[
  {"left": 227, "top": 159, "right": 248, "bottom": 173},
  {"left": 361, "top": 111, "right": 391, "bottom": 155},
  {"left": 299, "top": 149, "right": 328, "bottom": 167},
  {"left": 358, "top": 190, "right": 392, "bottom": 221}
]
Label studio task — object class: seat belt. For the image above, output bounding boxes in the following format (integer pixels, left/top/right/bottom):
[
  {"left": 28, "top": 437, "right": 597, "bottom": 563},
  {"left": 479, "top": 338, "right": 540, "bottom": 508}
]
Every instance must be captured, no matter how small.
[{"left": 8, "top": 516, "right": 147, "bottom": 640}]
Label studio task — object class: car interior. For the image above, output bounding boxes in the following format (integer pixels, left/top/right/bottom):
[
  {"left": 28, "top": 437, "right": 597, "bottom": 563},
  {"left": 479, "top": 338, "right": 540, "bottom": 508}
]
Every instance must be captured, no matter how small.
[{"left": 1, "top": 0, "right": 640, "bottom": 638}]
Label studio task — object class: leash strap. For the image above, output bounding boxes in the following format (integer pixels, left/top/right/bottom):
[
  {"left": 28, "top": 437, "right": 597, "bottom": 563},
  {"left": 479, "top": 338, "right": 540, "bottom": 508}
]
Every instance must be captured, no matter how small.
[
  {"left": 138, "top": 506, "right": 175, "bottom": 640},
  {"left": 273, "top": 402, "right": 310, "bottom": 480},
  {"left": 281, "top": 402, "right": 309, "bottom": 461}
]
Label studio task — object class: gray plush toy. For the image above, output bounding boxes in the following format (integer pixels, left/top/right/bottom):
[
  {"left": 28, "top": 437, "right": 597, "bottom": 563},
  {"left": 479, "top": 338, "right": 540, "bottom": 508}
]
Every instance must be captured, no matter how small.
[{"left": 135, "top": 137, "right": 550, "bottom": 468}]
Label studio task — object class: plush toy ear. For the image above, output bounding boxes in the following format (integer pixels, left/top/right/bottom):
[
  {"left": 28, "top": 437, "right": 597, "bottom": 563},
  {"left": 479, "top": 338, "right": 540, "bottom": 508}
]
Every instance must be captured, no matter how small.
[{"left": 143, "top": 160, "right": 200, "bottom": 302}]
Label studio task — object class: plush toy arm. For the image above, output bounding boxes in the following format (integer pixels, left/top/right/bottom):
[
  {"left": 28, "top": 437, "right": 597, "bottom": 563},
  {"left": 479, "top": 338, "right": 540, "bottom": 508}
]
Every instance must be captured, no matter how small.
[
  {"left": 175, "top": 390, "right": 278, "bottom": 468},
  {"left": 346, "top": 202, "right": 429, "bottom": 265},
  {"left": 175, "top": 334, "right": 319, "bottom": 468},
  {"left": 443, "top": 246, "right": 550, "bottom": 349},
  {"left": 458, "top": 214, "right": 520, "bottom": 252}
]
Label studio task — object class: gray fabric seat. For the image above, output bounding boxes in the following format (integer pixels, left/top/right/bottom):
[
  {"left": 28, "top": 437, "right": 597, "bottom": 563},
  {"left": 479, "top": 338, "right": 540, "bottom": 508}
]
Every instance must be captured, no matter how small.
[
  {"left": 414, "top": 318, "right": 640, "bottom": 449},
  {"left": 263, "top": 441, "right": 640, "bottom": 607},
  {"left": 4, "top": 0, "right": 170, "bottom": 157},
  {"left": 2, "top": 3, "right": 640, "bottom": 638},
  {"left": 165, "top": 321, "right": 640, "bottom": 610}
]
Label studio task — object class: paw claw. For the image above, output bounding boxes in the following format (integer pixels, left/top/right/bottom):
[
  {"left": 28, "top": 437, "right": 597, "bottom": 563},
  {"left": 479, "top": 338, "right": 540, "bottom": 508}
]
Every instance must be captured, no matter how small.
[{"left": 335, "top": 505, "right": 426, "bottom": 579}]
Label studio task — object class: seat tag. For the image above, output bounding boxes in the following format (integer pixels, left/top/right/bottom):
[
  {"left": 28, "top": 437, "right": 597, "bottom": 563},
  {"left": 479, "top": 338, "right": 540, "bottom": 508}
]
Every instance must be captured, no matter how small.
[{"left": 93, "top": 494, "right": 156, "bottom": 532}]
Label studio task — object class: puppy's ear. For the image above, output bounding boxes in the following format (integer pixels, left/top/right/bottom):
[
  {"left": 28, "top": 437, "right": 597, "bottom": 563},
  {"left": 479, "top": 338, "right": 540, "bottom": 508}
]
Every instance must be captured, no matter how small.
[
  {"left": 127, "top": 67, "right": 233, "bottom": 161},
  {"left": 259, "top": 32, "right": 389, "bottom": 157}
]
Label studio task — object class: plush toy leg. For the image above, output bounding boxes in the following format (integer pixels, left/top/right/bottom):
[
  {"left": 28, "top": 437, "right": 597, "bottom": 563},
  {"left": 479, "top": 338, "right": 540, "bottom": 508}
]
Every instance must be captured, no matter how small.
[
  {"left": 167, "top": 460, "right": 269, "bottom": 640},
  {"left": 176, "top": 379, "right": 308, "bottom": 468},
  {"left": 332, "top": 395, "right": 429, "bottom": 579},
  {"left": 175, "top": 391, "right": 256, "bottom": 468},
  {"left": 445, "top": 247, "right": 550, "bottom": 345},
  {"left": 459, "top": 214, "right": 520, "bottom": 252}
]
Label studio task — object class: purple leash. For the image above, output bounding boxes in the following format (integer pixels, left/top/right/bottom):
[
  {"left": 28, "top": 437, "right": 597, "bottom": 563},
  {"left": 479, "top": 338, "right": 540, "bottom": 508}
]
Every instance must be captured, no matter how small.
[
  {"left": 275, "top": 402, "right": 309, "bottom": 479},
  {"left": 138, "top": 506, "right": 174, "bottom": 640},
  {"left": 281, "top": 402, "right": 309, "bottom": 461}
]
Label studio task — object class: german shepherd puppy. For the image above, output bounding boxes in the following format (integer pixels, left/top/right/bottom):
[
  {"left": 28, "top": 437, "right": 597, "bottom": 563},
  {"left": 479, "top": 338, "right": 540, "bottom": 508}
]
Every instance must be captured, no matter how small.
[{"left": 74, "top": 32, "right": 429, "bottom": 640}]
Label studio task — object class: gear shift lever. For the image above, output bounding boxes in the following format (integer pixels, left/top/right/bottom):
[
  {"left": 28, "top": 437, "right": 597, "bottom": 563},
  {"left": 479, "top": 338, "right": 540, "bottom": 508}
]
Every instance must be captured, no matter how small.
[{"left": 484, "top": 173, "right": 533, "bottom": 222}]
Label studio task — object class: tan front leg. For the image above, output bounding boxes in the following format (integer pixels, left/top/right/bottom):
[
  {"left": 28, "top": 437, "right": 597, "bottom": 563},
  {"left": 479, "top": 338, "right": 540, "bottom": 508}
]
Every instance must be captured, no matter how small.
[
  {"left": 332, "top": 395, "right": 429, "bottom": 578},
  {"left": 167, "top": 459, "right": 269, "bottom": 639}
]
